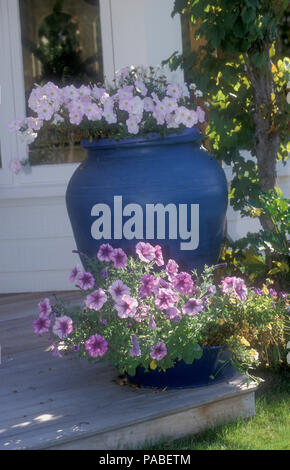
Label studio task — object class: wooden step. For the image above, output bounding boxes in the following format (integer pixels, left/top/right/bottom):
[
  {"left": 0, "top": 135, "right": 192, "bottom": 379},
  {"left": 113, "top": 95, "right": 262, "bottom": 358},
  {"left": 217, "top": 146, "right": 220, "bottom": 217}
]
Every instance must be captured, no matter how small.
[{"left": 0, "top": 292, "right": 258, "bottom": 450}]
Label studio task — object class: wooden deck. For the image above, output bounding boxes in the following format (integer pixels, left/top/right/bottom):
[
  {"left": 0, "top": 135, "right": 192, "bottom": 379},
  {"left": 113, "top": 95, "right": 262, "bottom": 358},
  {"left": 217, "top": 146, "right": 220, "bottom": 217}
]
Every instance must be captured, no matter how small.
[{"left": 0, "top": 292, "right": 258, "bottom": 450}]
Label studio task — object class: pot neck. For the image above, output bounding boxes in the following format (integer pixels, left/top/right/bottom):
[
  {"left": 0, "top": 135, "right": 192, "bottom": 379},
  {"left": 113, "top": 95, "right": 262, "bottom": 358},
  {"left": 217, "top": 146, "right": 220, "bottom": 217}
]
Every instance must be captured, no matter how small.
[{"left": 81, "top": 127, "right": 203, "bottom": 155}]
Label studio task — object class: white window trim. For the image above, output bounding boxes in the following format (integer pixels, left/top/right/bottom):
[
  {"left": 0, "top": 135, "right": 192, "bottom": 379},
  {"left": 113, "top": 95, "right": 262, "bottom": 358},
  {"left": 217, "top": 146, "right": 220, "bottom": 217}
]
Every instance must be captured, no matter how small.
[{"left": 0, "top": 0, "right": 115, "bottom": 199}]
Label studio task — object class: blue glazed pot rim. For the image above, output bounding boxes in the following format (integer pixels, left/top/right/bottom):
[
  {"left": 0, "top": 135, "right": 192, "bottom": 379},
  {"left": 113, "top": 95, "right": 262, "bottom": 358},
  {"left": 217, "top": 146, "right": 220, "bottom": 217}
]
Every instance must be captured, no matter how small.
[{"left": 81, "top": 127, "right": 203, "bottom": 150}]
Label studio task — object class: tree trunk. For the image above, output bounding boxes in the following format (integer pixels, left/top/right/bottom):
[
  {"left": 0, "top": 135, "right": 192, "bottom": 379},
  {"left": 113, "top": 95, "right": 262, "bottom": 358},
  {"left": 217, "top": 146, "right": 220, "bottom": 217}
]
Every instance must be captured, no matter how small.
[{"left": 244, "top": 48, "right": 280, "bottom": 234}]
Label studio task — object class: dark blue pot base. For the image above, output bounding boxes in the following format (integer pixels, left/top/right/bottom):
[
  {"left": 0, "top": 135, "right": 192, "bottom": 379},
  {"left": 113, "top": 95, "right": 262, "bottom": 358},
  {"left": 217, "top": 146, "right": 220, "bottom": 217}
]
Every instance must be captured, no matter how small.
[{"left": 125, "top": 346, "right": 237, "bottom": 390}]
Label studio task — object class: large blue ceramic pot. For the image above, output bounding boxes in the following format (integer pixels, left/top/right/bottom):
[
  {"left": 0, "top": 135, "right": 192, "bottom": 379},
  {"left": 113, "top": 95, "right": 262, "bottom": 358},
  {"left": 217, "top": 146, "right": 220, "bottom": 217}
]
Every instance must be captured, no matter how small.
[
  {"left": 125, "top": 346, "right": 237, "bottom": 390},
  {"left": 66, "top": 128, "right": 228, "bottom": 271}
]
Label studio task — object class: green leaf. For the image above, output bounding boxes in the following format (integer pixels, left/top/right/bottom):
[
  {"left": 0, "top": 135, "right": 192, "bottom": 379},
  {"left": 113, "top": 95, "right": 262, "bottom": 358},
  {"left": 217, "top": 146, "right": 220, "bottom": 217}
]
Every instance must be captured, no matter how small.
[
  {"left": 274, "top": 186, "right": 283, "bottom": 198},
  {"left": 241, "top": 6, "right": 256, "bottom": 25},
  {"left": 127, "top": 363, "right": 137, "bottom": 377},
  {"left": 183, "top": 342, "right": 203, "bottom": 365}
]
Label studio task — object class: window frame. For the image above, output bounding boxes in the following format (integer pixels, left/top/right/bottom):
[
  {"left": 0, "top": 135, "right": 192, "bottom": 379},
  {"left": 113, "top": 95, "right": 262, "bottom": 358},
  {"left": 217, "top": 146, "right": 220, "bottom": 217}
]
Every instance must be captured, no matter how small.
[{"left": 0, "top": 0, "right": 115, "bottom": 197}]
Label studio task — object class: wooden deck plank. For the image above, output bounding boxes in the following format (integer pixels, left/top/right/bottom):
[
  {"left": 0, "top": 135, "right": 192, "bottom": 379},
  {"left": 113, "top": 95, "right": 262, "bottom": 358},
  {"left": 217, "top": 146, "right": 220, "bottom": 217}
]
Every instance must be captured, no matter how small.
[{"left": 0, "top": 292, "right": 258, "bottom": 450}]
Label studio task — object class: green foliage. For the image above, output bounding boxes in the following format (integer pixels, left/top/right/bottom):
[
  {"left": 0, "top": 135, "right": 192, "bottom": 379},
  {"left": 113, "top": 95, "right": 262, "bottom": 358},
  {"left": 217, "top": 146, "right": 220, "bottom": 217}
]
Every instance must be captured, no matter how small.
[
  {"left": 167, "top": 1, "right": 289, "bottom": 209},
  {"left": 167, "top": 1, "right": 290, "bottom": 284},
  {"left": 221, "top": 188, "right": 290, "bottom": 287},
  {"left": 199, "top": 283, "right": 288, "bottom": 371}
]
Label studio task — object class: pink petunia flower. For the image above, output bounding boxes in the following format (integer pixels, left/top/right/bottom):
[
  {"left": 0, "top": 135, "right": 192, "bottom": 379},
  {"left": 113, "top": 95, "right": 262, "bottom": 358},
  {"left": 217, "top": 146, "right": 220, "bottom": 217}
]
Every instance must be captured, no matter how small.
[
  {"left": 77, "top": 271, "right": 95, "bottom": 290},
  {"left": 139, "top": 274, "right": 155, "bottom": 297},
  {"left": 234, "top": 279, "right": 248, "bottom": 302},
  {"left": 25, "top": 117, "right": 43, "bottom": 131},
  {"left": 155, "top": 288, "right": 179, "bottom": 311},
  {"left": 163, "top": 96, "right": 178, "bottom": 113},
  {"left": 38, "top": 298, "right": 52, "bottom": 317},
  {"left": 103, "top": 107, "right": 117, "bottom": 125},
  {"left": 184, "top": 110, "right": 198, "bottom": 128},
  {"left": 150, "top": 341, "right": 167, "bottom": 361},
  {"left": 143, "top": 97, "right": 155, "bottom": 112},
  {"left": 109, "top": 280, "right": 130, "bottom": 302},
  {"left": 174, "top": 106, "right": 189, "bottom": 126},
  {"left": 37, "top": 102, "right": 54, "bottom": 121},
  {"left": 269, "top": 288, "right": 277, "bottom": 298},
  {"left": 85, "top": 289, "right": 107, "bottom": 311},
  {"left": 154, "top": 245, "right": 164, "bottom": 267},
  {"left": 130, "top": 334, "right": 141, "bottom": 357},
  {"left": 69, "top": 110, "right": 83, "bottom": 125},
  {"left": 8, "top": 158, "right": 22, "bottom": 174},
  {"left": 149, "top": 315, "right": 157, "bottom": 330},
  {"left": 196, "top": 106, "right": 205, "bottom": 123},
  {"left": 152, "top": 277, "right": 170, "bottom": 295},
  {"left": 165, "top": 259, "right": 179, "bottom": 279},
  {"left": 111, "top": 248, "right": 128, "bottom": 269},
  {"left": 166, "top": 83, "right": 183, "bottom": 99},
  {"left": 135, "top": 80, "right": 148, "bottom": 96},
  {"left": 97, "top": 243, "right": 114, "bottom": 262},
  {"left": 53, "top": 315, "right": 73, "bottom": 339},
  {"left": 92, "top": 85, "right": 106, "bottom": 100},
  {"left": 85, "top": 103, "right": 102, "bottom": 121},
  {"left": 221, "top": 277, "right": 236, "bottom": 293},
  {"left": 69, "top": 264, "right": 83, "bottom": 283},
  {"left": 206, "top": 285, "right": 216, "bottom": 296},
  {"left": 117, "top": 85, "right": 133, "bottom": 100},
  {"left": 221, "top": 276, "right": 248, "bottom": 302},
  {"left": 32, "top": 316, "right": 51, "bottom": 335},
  {"left": 152, "top": 108, "right": 165, "bottom": 125},
  {"left": 134, "top": 305, "right": 150, "bottom": 323},
  {"left": 8, "top": 119, "right": 23, "bottom": 132},
  {"left": 115, "top": 295, "right": 138, "bottom": 319},
  {"left": 182, "top": 298, "right": 203, "bottom": 316},
  {"left": 126, "top": 117, "right": 139, "bottom": 134},
  {"left": 136, "top": 242, "right": 156, "bottom": 263},
  {"left": 166, "top": 306, "right": 182, "bottom": 322},
  {"left": 172, "top": 272, "right": 194, "bottom": 294},
  {"left": 85, "top": 334, "right": 108, "bottom": 358}
]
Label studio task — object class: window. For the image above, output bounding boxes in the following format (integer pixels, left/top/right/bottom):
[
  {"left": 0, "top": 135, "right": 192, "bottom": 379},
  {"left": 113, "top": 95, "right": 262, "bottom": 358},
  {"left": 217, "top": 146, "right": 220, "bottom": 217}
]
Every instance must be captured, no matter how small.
[{"left": 19, "top": 0, "right": 103, "bottom": 165}]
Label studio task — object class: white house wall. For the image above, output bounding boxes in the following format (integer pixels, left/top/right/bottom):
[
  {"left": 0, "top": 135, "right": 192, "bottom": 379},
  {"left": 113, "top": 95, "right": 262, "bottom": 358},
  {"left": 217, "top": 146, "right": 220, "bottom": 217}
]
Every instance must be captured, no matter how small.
[
  {"left": 1, "top": 165, "right": 289, "bottom": 294},
  {"left": 0, "top": 0, "right": 289, "bottom": 294}
]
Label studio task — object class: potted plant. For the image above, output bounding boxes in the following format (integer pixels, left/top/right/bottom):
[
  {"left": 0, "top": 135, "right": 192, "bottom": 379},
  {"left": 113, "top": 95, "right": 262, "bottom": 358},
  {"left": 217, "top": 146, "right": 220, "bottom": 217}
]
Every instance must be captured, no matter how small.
[
  {"left": 32, "top": 243, "right": 288, "bottom": 389},
  {"left": 9, "top": 66, "right": 228, "bottom": 272}
]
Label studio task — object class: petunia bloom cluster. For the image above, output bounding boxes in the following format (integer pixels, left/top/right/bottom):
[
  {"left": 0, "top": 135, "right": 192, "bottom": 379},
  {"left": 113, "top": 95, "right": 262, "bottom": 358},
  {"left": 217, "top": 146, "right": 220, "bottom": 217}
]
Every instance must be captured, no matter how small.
[
  {"left": 9, "top": 65, "right": 206, "bottom": 158},
  {"left": 32, "top": 242, "right": 288, "bottom": 375}
]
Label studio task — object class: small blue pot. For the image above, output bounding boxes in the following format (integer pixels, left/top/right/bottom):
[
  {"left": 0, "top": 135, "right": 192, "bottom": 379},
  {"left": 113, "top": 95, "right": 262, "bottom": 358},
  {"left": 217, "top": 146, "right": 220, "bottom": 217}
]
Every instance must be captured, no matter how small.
[{"left": 125, "top": 346, "right": 237, "bottom": 389}]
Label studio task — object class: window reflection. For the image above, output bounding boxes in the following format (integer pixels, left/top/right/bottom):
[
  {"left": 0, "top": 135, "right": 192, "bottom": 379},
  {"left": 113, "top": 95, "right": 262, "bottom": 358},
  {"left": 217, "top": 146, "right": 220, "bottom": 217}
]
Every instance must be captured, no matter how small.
[{"left": 19, "top": 0, "right": 103, "bottom": 165}]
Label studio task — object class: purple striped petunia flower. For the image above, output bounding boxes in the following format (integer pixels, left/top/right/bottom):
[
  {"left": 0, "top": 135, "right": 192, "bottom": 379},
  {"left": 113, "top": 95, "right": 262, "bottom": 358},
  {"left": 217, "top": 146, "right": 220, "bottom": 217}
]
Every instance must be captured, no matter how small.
[
  {"left": 111, "top": 248, "right": 128, "bottom": 269},
  {"left": 32, "top": 316, "right": 51, "bottom": 335},
  {"left": 182, "top": 298, "right": 203, "bottom": 316},
  {"left": 150, "top": 341, "right": 167, "bottom": 361},
  {"left": 53, "top": 316, "right": 73, "bottom": 339},
  {"left": 109, "top": 280, "right": 130, "bottom": 302},
  {"left": 77, "top": 271, "right": 95, "bottom": 290},
  {"left": 69, "top": 264, "right": 83, "bottom": 283},
  {"left": 38, "top": 298, "right": 52, "bottom": 317},
  {"left": 97, "top": 243, "right": 114, "bottom": 262},
  {"left": 85, "top": 334, "right": 108, "bottom": 358},
  {"left": 85, "top": 288, "right": 107, "bottom": 311},
  {"left": 130, "top": 334, "right": 141, "bottom": 357}
]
